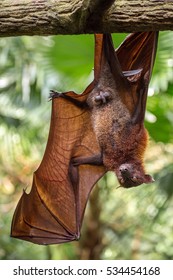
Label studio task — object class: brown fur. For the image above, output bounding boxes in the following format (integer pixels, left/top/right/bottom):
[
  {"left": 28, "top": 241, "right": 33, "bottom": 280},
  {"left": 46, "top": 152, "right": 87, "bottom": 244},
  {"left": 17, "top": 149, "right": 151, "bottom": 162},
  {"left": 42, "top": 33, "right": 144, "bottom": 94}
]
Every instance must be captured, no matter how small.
[{"left": 87, "top": 62, "right": 152, "bottom": 188}]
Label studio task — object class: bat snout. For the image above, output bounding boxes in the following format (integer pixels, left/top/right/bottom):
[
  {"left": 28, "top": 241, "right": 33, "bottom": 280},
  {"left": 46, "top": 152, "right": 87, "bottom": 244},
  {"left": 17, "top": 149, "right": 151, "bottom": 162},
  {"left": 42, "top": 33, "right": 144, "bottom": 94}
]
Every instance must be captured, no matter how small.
[{"left": 119, "top": 164, "right": 131, "bottom": 176}]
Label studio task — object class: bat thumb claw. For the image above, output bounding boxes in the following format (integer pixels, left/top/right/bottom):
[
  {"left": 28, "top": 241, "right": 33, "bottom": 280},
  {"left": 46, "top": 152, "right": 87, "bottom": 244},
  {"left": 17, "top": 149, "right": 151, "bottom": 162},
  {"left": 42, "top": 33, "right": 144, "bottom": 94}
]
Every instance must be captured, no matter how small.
[{"left": 49, "top": 90, "right": 61, "bottom": 100}]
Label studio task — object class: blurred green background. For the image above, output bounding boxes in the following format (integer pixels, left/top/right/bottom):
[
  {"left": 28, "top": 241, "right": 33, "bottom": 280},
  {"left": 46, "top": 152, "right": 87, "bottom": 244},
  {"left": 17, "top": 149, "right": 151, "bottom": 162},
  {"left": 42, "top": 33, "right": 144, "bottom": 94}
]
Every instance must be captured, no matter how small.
[{"left": 0, "top": 32, "right": 173, "bottom": 260}]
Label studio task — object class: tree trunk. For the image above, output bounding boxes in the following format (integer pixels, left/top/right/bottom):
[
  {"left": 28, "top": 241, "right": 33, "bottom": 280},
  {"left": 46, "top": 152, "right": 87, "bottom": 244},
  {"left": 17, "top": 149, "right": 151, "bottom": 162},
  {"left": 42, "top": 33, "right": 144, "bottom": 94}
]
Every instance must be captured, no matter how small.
[
  {"left": 0, "top": 0, "right": 173, "bottom": 37},
  {"left": 77, "top": 185, "right": 105, "bottom": 260}
]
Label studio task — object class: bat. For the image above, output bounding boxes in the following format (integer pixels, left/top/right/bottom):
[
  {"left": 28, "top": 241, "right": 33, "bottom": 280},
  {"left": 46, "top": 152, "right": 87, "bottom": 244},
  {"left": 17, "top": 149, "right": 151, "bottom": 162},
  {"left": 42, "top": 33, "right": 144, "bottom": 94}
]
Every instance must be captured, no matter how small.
[{"left": 11, "top": 31, "right": 158, "bottom": 245}]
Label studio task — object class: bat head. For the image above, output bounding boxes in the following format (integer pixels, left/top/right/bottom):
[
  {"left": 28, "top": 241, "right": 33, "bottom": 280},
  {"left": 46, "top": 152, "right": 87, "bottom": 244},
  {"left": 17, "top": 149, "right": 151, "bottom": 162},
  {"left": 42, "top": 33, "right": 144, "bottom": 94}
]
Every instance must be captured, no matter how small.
[{"left": 116, "top": 163, "right": 154, "bottom": 188}]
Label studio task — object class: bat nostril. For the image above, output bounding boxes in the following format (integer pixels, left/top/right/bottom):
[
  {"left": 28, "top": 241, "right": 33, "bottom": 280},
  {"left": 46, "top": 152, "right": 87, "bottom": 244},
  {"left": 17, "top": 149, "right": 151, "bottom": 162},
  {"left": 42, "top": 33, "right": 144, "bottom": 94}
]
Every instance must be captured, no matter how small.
[{"left": 120, "top": 167, "right": 128, "bottom": 172}]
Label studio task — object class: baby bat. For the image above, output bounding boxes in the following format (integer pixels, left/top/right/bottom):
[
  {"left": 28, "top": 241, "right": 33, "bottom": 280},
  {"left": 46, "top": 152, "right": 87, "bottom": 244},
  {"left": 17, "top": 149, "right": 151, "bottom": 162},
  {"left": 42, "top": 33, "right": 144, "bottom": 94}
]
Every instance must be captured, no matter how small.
[{"left": 11, "top": 32, "right": 158, "bottom": 245}]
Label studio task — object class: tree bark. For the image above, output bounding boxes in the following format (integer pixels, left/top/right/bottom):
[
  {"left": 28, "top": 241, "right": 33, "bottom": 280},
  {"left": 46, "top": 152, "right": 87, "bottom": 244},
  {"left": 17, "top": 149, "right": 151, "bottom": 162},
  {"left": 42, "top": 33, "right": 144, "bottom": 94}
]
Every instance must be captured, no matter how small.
[{"left": 0, "top": 0, "right": 173, "bottom": 37}]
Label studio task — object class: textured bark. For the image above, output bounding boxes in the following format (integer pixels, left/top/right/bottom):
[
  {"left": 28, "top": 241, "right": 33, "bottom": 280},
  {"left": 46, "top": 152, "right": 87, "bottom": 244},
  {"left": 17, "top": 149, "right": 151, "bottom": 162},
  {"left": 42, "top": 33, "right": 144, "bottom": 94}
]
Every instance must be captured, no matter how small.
[{"left": 0, "top": 0, "right": 173, "bottom": 37}]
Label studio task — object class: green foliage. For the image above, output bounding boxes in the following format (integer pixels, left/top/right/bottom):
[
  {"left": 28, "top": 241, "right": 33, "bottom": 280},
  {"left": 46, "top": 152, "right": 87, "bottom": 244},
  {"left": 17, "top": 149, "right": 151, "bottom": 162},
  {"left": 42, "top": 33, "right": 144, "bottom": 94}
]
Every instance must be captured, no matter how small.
[
  {"left": 146, "top": 32, "right": 173, "bottom": 143},
  {"left": 0, "top": 31, "right": 173, "bottom": 260}
]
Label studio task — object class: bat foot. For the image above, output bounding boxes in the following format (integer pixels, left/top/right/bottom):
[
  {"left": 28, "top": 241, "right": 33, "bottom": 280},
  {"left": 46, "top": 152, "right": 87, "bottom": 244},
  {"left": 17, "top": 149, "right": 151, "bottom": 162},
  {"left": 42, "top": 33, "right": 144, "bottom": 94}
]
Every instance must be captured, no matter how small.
[{"left": 94, "top": 91, "right": 111, "bottom": 105}]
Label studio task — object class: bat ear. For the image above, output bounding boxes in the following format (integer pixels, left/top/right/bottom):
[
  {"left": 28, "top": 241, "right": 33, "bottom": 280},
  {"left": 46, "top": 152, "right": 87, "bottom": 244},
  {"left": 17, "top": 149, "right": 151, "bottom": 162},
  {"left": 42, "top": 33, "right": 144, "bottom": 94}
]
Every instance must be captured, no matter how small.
[
  {"left": 144, "top": 174, "right": 155, "bottom": 184},
  {"left": 123, "top": 69, "right": 143, "bottom": 83}
]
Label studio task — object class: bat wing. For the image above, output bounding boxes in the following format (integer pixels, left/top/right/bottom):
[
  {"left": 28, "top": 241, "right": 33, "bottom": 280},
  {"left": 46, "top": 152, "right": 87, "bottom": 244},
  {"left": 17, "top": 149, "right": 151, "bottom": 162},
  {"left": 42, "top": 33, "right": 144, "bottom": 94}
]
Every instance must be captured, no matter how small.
[
  {"left": 116, "top": 32, "right": 158, "bottom": 76},
  {"left": 94, "top": 32, "right": 158, "bottom": 123},
  {"left": 11, "top": 88, "right": 105, "bottom": 245},
  {"left": 116, "top": 32, "right": 159, "bottom": 123}
]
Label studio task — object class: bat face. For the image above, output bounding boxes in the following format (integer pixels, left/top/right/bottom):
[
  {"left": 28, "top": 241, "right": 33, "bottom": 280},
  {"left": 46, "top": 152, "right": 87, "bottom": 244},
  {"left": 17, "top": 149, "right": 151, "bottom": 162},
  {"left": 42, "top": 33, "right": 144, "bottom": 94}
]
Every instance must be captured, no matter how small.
[
  {"left": 11, "top": 32, "right": 158, "bottom": 245},
  {"left": 116, "top": 163, "right": 154, "bottom": 188}
]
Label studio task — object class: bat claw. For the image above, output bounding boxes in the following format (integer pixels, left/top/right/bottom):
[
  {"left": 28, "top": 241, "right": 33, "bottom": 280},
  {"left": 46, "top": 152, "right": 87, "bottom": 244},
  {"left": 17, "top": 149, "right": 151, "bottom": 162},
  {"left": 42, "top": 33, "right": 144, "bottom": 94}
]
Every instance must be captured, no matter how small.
[
  {"left": 49, "top": 90, "right": 63, "bottom": 100},
  {"left": 74, "top": 232, "right": 80, "bottom": 240}
]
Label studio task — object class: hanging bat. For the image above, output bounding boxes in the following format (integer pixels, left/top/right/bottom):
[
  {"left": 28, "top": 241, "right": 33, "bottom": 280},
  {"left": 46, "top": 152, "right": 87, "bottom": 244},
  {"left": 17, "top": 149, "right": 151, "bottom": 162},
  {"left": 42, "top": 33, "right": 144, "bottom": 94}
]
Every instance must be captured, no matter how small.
[{"left": 11, "top": 31, "right": 158, "bottom": 245}]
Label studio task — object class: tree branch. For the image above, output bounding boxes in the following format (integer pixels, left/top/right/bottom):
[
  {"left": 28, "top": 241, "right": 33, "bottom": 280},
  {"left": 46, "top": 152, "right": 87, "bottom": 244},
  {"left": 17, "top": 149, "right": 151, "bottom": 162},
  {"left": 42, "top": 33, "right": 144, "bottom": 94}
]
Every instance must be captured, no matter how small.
[{"left": 0, "top": 0, "right": 173, "bottom": 37}]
